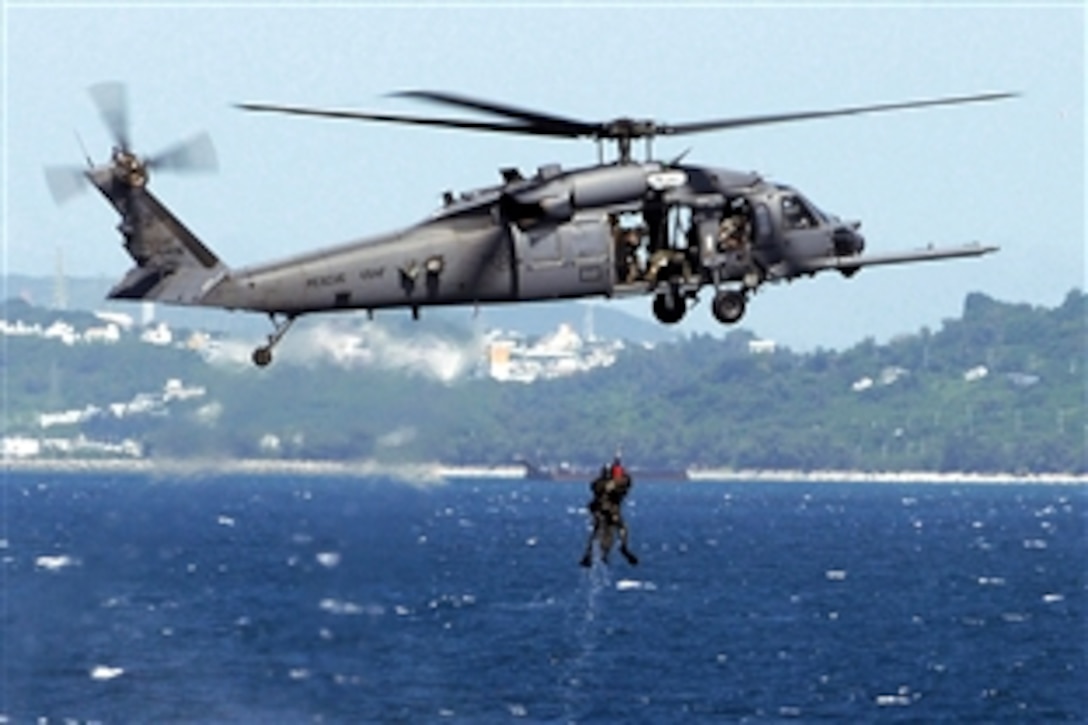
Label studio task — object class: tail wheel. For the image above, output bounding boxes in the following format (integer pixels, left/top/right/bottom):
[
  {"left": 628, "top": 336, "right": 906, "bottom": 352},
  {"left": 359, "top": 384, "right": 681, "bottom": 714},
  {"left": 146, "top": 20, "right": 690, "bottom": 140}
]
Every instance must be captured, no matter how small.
[
  {"left": 712, "top": 290, "right": 747, "bottom": 324},
  {"left": 652, "top": 292, "right": 686, "bottom": 324},
  {"left": 252, "top": 347, "right": 273, "bottom": 368}
]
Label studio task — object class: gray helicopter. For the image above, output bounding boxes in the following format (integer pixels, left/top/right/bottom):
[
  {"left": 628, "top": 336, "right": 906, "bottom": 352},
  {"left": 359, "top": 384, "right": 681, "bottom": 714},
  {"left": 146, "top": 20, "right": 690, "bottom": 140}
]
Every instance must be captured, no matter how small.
[{"left": 46, "top": 84, "right": 1009, "bottom": 367}]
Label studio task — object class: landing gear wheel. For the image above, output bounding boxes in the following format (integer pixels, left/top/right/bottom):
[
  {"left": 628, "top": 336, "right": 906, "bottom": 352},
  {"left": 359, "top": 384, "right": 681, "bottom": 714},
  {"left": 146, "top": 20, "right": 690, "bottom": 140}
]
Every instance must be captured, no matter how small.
[
  {"left": 250, "top": 314, "right": 298, "bottom": 368},
  {"left": 652, "top": 293, "right": 686, "bottom": 324},
  {"left": 712, "top": 290, "right": 747, "bottom": 324},
  {"left": 252, "top": 346, "right": 273, "bottom": 368}
]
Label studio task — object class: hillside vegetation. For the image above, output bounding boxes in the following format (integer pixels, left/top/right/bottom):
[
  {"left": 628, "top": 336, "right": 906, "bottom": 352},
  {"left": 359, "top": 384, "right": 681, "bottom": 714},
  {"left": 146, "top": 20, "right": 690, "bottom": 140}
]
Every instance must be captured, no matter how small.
[{"left": 2, "top": 290, "right": 1084, "bottom": 473}]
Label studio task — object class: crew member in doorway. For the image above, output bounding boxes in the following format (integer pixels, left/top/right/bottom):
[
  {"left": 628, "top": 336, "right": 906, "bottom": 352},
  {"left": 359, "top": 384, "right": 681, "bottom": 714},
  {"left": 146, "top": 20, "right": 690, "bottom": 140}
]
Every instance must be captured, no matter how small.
[{"left": 718, "top": 198, "right": 752, "bottom": 252}]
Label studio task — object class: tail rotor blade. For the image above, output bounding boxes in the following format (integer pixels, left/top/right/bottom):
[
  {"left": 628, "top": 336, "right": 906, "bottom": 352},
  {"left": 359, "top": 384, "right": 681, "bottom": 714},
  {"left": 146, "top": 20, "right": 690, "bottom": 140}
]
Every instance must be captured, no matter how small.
[
  {"left": 50, "top": 83, "right": 218, "bottom": 208},
  {"left": 44, "top": 165, "right": 89, "bottom": 204},
  {"left": 88, "top": 81, "right": 131, "bottom": 150},
  {"left": 148, "top": 132, "right": 218, "bottom": 173}
]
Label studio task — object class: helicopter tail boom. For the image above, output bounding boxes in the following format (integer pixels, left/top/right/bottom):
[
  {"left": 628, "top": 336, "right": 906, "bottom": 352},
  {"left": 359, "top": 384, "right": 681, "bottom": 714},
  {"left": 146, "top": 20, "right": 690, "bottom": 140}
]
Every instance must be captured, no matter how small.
[
  {"left": 96, "top": 177, "right": 230, "bottom": 306},
  {"left": 41, "top": 82, "right": 229, "bottom": 307}
]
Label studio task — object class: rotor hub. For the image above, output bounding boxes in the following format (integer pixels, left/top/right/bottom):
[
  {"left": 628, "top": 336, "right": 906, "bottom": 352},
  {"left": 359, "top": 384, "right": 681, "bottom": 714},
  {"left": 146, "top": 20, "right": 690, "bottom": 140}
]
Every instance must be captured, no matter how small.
[
  {"left": 599, "top": 118, "right": 658, "bottom": 140},
  {"left": 112, "top": 148, "right": 148, "bottom": 188}
]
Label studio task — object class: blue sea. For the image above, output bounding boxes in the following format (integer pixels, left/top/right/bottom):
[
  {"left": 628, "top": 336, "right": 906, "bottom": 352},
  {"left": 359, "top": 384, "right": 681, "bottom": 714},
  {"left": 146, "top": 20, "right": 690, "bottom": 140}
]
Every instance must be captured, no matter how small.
[{"left": 2, "top": 472, "right": 1084, "bottom": 723}]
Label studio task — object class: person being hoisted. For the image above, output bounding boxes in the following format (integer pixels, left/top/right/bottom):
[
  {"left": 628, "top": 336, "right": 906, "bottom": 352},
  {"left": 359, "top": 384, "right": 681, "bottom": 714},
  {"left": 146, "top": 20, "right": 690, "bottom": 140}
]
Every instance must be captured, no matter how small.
[{"left": 580, "top": 455, "right": 639, "bottom": 567}]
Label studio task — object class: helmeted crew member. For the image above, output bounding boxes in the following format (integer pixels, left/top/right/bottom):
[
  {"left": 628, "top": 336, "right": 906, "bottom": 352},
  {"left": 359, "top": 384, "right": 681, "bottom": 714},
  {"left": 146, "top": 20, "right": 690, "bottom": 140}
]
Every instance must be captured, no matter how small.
[
  {"left": 580, "top": 459, "right": 638, "bottom": 567},
  {"left": 610, "top": 455, "right": 625, "bottom": 481}
]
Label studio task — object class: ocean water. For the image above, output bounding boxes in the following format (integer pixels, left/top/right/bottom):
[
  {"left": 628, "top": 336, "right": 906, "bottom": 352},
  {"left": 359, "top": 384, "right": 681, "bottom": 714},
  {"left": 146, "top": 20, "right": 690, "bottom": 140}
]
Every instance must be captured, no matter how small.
[{"left": 2, "top": 472, "right": 1084, "bottom": 723}]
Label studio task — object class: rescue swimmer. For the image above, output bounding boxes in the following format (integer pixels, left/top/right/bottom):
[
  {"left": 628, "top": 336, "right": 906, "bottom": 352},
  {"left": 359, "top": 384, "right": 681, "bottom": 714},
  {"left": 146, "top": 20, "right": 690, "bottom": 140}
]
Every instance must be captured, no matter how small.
[{"left": 580, "top": 456, "right": 639, "bottom": 567}]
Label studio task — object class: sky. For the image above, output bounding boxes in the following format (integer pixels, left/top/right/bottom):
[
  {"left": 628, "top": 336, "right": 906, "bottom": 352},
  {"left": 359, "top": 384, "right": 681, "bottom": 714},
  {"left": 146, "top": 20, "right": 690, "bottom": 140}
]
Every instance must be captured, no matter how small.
[{"left": 3, "top": 1, "right": 1084, "bottom": 350}]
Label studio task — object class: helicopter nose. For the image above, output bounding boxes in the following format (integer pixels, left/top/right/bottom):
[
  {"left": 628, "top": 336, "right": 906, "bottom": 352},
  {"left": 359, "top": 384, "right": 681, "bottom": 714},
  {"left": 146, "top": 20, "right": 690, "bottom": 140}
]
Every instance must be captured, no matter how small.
[{"left": 833, "top": 224, "right": 865, "bottom": 256}]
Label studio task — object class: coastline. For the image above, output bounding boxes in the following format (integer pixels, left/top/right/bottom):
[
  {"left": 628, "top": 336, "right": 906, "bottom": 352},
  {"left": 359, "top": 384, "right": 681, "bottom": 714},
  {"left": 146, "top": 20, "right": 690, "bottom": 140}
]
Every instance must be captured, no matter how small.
[{"left": 2, "top": 457, "right": 1086, "bottom": 485}]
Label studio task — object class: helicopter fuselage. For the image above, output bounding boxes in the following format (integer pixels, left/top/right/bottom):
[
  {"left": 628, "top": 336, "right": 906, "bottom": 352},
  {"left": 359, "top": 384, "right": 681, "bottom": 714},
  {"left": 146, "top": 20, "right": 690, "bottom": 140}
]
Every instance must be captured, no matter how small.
[
  {"left": 194, "top": 161, "right": 865, "bottom": 318},
  {"left": 91, "top": 151, "right": 992, "bottom": 368},
  {"left": 51, "top": 83, "right": 1007, "bottom": 366}
]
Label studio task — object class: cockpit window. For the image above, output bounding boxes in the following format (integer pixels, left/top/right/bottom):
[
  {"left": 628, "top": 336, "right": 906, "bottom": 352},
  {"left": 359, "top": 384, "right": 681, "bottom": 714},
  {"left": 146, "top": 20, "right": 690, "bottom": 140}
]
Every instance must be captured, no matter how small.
[{"left": 781, "top": 194, "right": 818, "bottom": 229}]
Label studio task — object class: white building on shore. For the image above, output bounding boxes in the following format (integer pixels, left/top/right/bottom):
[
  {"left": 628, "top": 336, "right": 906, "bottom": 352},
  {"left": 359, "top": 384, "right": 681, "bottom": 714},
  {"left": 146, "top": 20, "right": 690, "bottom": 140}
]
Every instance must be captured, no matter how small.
[{"left": 485, "top": 323, "right": 622, "bottom": 383}]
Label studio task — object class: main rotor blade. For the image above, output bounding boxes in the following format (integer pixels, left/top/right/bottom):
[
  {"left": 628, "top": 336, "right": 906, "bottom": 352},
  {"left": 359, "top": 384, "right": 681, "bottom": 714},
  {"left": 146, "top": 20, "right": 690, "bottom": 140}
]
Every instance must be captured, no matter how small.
[
  {"left": 44, "top": 165, "right": 90, "bottom": 204},
  {"left": 148, "top": 131, "right": 218, "bottom": 173},
  {"left": 391, "top": 90, "right": 595, "bottom": 136},
  {"left": 239, "top": 89, "right": 1018, "bottom": 150},
  {"left": 661, "top": 91, "right": 1019, "bottom": 136},
  {"left": 236, "top": 102, "right": 583, "bottom": 137},
  {"left": 88, "top": 81, "right": 131, "bottom": 150}
]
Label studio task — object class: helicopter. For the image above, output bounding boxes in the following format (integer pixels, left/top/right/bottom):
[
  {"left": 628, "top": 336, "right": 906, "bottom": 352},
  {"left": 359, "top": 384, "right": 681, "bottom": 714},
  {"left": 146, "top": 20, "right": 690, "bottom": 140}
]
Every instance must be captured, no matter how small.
[{"left": 46, "top": 83, "right": 1010, "bottom": 367}]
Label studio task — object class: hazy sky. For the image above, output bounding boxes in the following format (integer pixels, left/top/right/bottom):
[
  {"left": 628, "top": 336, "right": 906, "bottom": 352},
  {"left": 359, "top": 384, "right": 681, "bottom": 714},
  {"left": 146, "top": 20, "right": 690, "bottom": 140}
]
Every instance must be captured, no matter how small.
[{"left": 3, "top": 1, "right": 1083, "bottom": 349}]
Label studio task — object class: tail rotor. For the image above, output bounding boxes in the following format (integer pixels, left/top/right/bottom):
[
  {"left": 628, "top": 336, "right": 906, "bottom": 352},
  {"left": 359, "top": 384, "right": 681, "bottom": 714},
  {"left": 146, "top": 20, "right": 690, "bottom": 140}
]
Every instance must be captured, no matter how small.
[{"left": 44, "top": 82, "right": 218, "bottom": 204}]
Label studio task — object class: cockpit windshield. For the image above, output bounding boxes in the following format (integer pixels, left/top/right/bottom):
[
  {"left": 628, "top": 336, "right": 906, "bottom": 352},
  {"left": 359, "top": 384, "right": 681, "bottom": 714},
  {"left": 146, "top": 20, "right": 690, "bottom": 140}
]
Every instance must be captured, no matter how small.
[{"left": 779, "top": 190, "right": 825, "bottom": 229}]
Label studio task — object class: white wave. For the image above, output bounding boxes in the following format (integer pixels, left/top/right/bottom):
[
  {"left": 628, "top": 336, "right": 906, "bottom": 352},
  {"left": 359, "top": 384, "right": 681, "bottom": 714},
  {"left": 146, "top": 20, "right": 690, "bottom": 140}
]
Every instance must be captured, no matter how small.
[
  {"left": 876, "top": 686, "right": 916, "bottom": 707},
  {"left": 427, "top": 593, "right": 477, "bottom": 609},
  {"left": 35, "top": 554, "right": 78, "bottom": 571},
  {"left": 217, "top": 514, "right": 236, "bottom": 527},
  {"left": 1042, "top": 593, "right": 1065, "bottom": 604},
  {"left": 616, "top": 579, "right": 656, "bottom": 592},
  {"left": 319, "top": 598, "right": 364, "bottom": 615},
  {"left": 90, "top": 665, "right": 124, "bottom": 681},
  {"left": 315, "top": 551, "right": 341, "bottom": 568},
  {"left": 826, "top": 569, "right": 848, "bottom": 581}
]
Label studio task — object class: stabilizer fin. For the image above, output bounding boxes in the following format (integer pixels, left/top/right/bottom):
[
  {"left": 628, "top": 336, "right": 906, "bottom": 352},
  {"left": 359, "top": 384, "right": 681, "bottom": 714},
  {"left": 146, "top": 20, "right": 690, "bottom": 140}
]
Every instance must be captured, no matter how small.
[{"left": 89, "top": 170, "right": 229, "bottom": 305}]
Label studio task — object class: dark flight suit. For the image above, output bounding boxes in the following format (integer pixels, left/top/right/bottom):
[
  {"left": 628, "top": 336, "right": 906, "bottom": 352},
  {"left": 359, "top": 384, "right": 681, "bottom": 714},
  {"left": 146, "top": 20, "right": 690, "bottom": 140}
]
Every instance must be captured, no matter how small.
[{"left": 581, "top": 471, "right": 638, "bottom": 566}]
